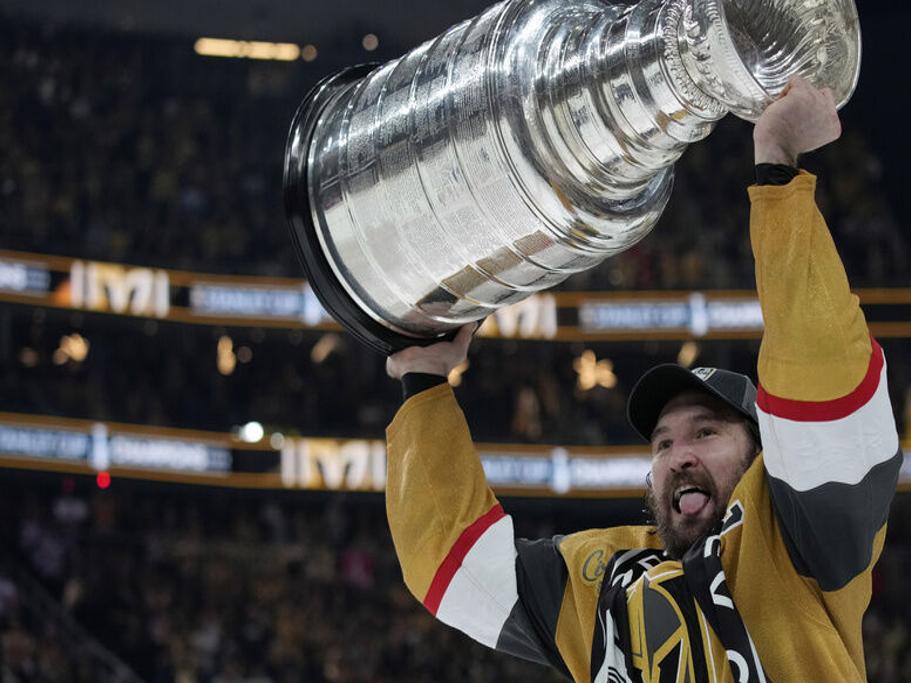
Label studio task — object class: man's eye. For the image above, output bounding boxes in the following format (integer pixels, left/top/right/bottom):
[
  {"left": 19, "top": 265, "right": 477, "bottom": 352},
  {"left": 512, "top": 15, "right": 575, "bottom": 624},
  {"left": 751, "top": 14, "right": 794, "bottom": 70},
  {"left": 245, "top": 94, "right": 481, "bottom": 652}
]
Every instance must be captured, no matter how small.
[
  {"left": 696, "top": 428, "right": 716, "bottom": 438},
  {"left": 656, "top": 440, "right": 671, "bottom": 451}
]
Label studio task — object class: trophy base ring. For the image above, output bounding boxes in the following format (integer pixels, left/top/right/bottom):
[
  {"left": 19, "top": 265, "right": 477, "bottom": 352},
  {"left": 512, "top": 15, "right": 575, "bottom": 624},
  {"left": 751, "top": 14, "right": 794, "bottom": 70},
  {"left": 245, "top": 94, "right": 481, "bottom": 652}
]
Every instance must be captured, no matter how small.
[{"left": 284, "top": 64, "right": 458, "bottom": 356}]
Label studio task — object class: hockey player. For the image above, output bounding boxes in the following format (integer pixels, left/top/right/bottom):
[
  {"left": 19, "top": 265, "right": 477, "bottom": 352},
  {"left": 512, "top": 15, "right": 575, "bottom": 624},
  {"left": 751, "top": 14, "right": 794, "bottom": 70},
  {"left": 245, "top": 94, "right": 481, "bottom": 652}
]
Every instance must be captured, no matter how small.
[{"left": 384, "top": 78, "right": 901, "bottom": 682}]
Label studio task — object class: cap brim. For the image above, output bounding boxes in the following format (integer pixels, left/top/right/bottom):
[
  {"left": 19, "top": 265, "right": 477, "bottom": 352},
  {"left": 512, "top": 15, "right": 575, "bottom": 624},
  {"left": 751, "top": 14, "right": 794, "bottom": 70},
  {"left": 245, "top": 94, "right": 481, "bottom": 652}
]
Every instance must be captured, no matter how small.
[{"left": 627, "top": 364, "right": 746, "bottom": 442}]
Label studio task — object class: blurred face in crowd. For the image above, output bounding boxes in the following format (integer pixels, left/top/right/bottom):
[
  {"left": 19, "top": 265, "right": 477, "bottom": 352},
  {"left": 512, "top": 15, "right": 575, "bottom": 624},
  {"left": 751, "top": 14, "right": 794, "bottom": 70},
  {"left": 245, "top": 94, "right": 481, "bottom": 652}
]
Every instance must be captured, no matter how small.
[{"left": 645, "top": 391, "right": 757, "bottom": 558}]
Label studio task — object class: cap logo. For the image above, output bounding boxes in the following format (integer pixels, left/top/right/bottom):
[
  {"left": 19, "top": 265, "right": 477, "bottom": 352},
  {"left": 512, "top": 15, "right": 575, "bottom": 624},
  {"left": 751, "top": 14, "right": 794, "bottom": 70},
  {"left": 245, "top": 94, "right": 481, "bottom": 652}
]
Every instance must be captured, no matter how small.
[{"left": 692, "top": 367, "right": 717, "bottom": 381}]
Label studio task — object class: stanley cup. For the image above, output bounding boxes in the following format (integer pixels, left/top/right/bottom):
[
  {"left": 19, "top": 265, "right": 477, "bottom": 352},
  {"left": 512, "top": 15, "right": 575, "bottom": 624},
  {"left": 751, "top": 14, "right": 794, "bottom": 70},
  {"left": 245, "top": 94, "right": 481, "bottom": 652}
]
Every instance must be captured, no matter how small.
[{"left": 284, "top": 0, "right": 861, "bottom": 354}]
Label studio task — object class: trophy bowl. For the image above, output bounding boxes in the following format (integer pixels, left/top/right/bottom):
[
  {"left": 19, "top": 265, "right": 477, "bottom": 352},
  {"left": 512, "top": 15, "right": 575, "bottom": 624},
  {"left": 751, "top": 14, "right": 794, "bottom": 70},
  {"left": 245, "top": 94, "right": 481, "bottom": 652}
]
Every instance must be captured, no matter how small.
[{"left": 681, "top": 0, "right": 861, "bottom": 120}]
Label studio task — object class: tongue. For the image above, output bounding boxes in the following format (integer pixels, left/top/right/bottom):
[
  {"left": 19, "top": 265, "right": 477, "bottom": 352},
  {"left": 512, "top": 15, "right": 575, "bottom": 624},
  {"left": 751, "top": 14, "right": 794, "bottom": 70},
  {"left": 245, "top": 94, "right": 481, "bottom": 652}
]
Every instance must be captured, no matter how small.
[{"left": 679, "top": 492, "right": 709, "bottom": 516}]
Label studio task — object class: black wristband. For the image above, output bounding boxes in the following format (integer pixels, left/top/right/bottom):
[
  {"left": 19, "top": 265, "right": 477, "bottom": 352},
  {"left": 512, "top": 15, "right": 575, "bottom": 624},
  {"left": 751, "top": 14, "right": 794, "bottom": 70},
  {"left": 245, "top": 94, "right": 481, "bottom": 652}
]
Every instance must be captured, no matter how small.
[
  {"left": 755, "top": 163, "right": 799, "bottom": 186},
  {"left": 402, "top": 372, "right": 448, "bottom": 400}
]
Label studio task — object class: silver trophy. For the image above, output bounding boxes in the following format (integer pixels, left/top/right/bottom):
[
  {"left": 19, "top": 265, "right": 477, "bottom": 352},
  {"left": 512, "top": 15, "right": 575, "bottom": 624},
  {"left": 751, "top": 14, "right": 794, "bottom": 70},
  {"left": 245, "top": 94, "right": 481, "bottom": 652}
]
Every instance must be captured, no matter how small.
[{"left": 284, "top": 0, "right": 860, "bottom": 354}]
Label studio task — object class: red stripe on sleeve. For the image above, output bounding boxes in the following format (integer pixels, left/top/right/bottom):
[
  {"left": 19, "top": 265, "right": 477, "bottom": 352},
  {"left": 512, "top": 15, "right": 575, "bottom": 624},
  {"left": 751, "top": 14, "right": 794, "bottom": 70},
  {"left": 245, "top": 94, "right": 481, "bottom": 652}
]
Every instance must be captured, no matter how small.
[
  {"left": 757, "top": 338, "right": 883, "bottom": 422},
  {"left": 422, "top": 503, "right": 506, "bottom": 615}
]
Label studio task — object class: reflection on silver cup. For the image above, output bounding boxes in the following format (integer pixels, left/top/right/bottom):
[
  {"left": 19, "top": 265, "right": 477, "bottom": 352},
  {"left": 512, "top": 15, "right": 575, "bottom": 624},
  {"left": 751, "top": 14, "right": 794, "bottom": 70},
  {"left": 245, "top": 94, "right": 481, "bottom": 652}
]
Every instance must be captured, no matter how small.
[{"left": 284, "top": 0, "right": 860, "bottom": 354}]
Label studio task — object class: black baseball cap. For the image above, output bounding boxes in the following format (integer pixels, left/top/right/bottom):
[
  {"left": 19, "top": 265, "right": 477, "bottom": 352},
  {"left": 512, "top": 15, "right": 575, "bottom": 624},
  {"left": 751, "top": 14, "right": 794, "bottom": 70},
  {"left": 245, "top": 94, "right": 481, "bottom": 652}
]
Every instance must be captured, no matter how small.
[{"left": 627, "top": 365, "right": 758, "bottom": 442}]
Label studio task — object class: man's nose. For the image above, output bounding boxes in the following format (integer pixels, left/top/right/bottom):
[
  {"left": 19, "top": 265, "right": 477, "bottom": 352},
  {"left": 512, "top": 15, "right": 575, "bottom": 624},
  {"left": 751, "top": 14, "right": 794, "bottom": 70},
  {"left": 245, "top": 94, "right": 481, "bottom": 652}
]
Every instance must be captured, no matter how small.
[{"left": 668, "top": 443, "right": 699, "bottom": 472}]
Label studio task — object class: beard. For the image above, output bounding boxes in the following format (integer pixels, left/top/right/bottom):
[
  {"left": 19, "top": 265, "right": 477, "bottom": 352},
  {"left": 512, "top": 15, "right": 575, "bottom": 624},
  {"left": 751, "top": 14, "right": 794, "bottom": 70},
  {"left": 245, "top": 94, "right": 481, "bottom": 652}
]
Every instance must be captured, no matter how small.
[{"left": 645, "top": 467, "right": 728, "bottom": 560}]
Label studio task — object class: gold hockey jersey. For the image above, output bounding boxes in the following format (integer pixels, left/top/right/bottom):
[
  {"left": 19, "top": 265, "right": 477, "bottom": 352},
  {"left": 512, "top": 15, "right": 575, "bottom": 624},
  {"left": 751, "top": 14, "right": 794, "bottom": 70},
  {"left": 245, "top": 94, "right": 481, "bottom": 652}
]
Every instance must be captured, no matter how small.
[{"left": 385, "top": 173, "right": 902, "bottom": 682}]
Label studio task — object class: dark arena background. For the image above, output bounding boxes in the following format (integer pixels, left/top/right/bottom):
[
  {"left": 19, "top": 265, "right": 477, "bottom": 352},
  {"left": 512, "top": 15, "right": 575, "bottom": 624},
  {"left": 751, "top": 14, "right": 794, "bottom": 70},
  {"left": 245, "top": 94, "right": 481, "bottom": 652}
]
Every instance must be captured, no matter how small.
[{"left": 1, "top": 0, "right": 910, "bottom": 681}]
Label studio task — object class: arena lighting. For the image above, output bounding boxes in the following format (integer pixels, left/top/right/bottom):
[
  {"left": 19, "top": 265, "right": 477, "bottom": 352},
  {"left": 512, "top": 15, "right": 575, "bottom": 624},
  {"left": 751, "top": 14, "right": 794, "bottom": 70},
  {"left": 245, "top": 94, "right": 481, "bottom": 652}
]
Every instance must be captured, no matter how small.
[
  {"left": 310, "top": 333, "right": 340, "bottom": 363},
  {"left": 18, "top": 347, "right": 38, "bottom": 368},
  {"left": 53, "top": 333, "right": 90, "bottom": 366},
  {"left": 239, "top": 421, "right": 265, "bottom": 443},
  {"left": 677, "top": 341, "right": 700, "bottom": 368},
  {"left": 193, "top": 37, "right": 301, "bottom": 61},
  {"left": 573, "top": 350, "right": 618, "bottom": 391},
  {"left": 448, "top": 360, "right": 469, "bottom": 387},
  {"left": 217, "top": 335, "right": 236, "bottom": 376},
  {"left": 362, "top": 33, "right": 379, "bottom": 51}
]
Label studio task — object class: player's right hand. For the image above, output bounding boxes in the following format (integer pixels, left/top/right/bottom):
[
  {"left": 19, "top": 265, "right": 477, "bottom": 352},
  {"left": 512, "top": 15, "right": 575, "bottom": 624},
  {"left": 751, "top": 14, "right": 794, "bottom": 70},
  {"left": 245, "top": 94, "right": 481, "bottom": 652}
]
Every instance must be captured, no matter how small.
[
  {"left": 753, "top": 76, "right": 842, "bottom": 166},
  {"left": 385, "top": 322, "right": 477, "bottom": 380}
]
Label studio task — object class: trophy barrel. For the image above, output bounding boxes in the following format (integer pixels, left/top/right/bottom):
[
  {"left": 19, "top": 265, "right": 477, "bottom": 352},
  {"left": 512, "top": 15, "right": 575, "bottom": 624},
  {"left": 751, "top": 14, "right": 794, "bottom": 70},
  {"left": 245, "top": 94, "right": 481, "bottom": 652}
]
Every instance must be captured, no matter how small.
[
  {"left": 284, "top": 0, "right": 861, "bottom": 355},
  {"left": 284, "top": 64, "right": 429, "bottom": 355}
]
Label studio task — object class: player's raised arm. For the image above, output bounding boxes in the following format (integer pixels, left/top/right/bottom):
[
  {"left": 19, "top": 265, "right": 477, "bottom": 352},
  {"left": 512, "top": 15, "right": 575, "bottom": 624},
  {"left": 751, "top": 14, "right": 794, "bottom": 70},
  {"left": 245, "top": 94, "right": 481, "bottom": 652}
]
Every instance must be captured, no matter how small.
[
  {"left": 749, "top": 78, "right": 902, "bottom": 592},
  {"left": 385, "top": 325, "right": 573, "bottom": 674}
]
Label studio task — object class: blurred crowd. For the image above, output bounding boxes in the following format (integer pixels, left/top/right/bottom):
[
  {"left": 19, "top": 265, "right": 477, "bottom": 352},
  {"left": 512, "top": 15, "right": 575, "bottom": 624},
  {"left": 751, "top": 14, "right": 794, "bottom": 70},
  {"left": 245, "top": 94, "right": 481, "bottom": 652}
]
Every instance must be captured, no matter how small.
[
  {"left": 1, "top": 25, "right": 304, "bottom": 279},
  {"left": 1, "top": 306, "right": 909, "bottom": 447},
  {"left": 1, "top": 477, "right": 569, "bottom": 683},
  {"left": 1, "top": 24, "right": 908, "bottom": 291},
  {"left": 2, "top": 476, "right": 910, "bottom": 683}
]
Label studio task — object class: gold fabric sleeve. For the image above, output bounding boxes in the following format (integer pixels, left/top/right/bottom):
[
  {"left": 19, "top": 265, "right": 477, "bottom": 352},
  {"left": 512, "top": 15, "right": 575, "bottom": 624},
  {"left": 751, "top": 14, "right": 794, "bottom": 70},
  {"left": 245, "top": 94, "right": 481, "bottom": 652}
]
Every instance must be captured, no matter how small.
[
  {"left": 749, "top": 173, "right": 871, "bottom": 400},
  {"left": 385, "top": 383, "right": 500, "bottom": 601}
]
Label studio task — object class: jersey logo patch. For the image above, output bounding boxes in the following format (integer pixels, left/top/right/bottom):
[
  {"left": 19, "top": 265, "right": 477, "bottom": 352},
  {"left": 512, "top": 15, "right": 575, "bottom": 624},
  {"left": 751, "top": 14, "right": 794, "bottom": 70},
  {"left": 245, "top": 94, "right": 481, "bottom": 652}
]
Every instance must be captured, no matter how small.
[{"left": 581, "top": 548, "right": 665, "bottom": 588}]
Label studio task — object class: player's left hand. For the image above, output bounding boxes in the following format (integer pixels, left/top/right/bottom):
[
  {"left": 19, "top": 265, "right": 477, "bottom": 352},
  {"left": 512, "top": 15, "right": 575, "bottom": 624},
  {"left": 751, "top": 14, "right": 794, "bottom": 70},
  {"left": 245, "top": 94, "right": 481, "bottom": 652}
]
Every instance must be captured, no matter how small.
[
  {"left": 385, "top": 322, "right": 477, "bottom": 380},
  {"left": 753, "top": 76, "right": 842, "bottom": 166}
]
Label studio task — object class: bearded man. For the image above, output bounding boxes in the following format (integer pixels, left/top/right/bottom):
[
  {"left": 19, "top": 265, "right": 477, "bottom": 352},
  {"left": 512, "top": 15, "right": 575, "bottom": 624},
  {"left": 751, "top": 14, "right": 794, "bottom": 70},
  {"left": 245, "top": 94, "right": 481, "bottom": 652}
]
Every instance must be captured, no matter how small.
[{"left": 383, "top": 78, "right": 901, "bottom": 682}]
